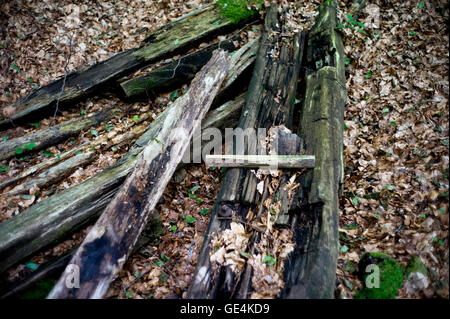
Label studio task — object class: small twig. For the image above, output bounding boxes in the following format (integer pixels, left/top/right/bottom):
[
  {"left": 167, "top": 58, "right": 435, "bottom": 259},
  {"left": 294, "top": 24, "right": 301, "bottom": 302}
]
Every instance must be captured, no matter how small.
[{"left": 53, "top": 31, "right": 74, "bottom": 122}]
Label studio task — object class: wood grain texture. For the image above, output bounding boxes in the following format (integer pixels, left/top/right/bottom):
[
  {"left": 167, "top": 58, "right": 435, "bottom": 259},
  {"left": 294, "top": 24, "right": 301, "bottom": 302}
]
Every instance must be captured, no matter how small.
[
  {"left": 47, "top": 50, "right": 231, "bottom": 299},
  {"left": 205, "top": 155, "right": 314, "bottom": 168},
  {"left": 0, "top": 49, "right": 249, "bottom": 274},
  {"left": 187, "top": 5, "right": 306, "bottom": 299},
  {"left": 280, "top": 0, "right": 347, "bottom": 299}
]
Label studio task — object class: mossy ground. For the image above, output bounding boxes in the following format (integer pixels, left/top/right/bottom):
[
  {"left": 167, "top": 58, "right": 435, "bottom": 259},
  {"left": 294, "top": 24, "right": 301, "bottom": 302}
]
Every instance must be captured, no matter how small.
[
  {"left": 216, "top": 0, "right": 263, "bottom": 24},
  {"left": 356, "top": 252, "right": 404, "bottom": 299}
]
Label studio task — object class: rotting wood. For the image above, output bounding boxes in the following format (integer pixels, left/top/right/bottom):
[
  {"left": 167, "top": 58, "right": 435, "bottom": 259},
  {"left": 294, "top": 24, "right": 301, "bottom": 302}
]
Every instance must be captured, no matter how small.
[
  {"left": 187, "top": 5, "right": 306, "bottom": 299},
  {"left": 0, "top": 5, "right": 259, "bottom": 128},
  {"left": 0, "top": 40, "right": 253, "bottom": 274},
  {"left": 47, "top": 49, "right": 231, "bottom": 299},
  {"left": 120, "top": 37, "right": 237, "bottom": 100},
  {"left": 2, "top": 125, "right": 147, "bottom": 196},
  {"left": 0, "top": 106, "right": 124, "bottom": 161},
  {"left": 279, "top": 0, "right": 347, "bottom": 299},
  {"left": 205, "top": 155, "right": 315, "bottom": 168},
  {"left": 0, "top": 91, "right": 245, "bottom": 275}
]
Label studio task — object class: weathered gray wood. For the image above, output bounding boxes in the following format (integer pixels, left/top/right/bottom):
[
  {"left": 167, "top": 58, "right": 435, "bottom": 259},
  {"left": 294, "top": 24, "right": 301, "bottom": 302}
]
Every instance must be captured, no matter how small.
[
  {"left": 205, "top": 155, "right": 315, "bottom": 168},
  {"left": 0, "top": 119, "right": 149, "bottom": 192},
  {"left": 47, "top": 49, "right": 231, "bottom": 299},
  {"left": 0, "top": 49, "right": 249, "bottom": 274},
  {"left": 0, "top": 4, "right": 258, "bottom": 128},
  {"left": 187, "top": 5, "right": 306, "bottom": 299},
  {"left": 280, "top": 0, "right": 347, "bottom": 299},
  {"left": 2, "top": 125, "right": 147, "bottom": 196},
  {"left": 120, "top": 37, "right": 237, "bottom": 100},
  {"left": 0, "top": 106, "right": 123, "bottom": 161}
]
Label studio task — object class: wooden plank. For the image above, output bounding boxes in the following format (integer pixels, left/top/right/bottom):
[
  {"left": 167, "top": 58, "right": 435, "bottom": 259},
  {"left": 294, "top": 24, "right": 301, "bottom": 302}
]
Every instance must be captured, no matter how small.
[
  {"left": 205, "top": 155, "right": 315, "bottom": 168},
  {"left": 47, "top": 49, "right": 231, "bottom": 299}
]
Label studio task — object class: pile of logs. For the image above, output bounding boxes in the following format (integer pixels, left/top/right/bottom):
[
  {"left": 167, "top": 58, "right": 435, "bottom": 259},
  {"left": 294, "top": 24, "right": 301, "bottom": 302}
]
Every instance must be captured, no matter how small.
[{"left": 0, "top": 0, "right": 356, "bottom": 299}]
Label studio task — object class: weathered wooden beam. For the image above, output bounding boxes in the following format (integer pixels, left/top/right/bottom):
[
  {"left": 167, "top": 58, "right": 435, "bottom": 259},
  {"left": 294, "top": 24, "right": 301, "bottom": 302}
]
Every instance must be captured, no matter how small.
[
  {"left": 205, "top": 155, "right": 315, "bottom": 168},
  {"left": 279, "top": 0, "right": 347, "bottom": 299},
  {"left": 187, "top": 5, "right": 306, "bottom": 299},
  {"left": 0, "top": 4, "right": 258, "bottom": 128},
  {"left": 2, "top": 125, "right": 147, "bottom": 196},
  {"left": 47, "top": 49, "right": 231, "bottom": 299},
  {"left": 0, "top": 106, "right": 123, "bottom": 161},
  {"left": 0, "top": 91, "right": 245, "bottom": 275},
  {"left": 0, "top": 43, "right": 251, "bottom": 274},
  {"left": 120, "top": 37, "right": 237, "bottom": 100}
]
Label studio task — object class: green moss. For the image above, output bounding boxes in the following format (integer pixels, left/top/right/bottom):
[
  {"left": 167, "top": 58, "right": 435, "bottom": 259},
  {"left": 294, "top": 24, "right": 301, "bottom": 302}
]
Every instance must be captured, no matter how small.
[
  {"left": 216, "top": 0, "right": 263, "bottom": 24},
  {"left": 356, "top": 252, "right": 404, "bottom": 299},
  {"left": 406, "top": 256, "right": 428, "bottom": 278}
]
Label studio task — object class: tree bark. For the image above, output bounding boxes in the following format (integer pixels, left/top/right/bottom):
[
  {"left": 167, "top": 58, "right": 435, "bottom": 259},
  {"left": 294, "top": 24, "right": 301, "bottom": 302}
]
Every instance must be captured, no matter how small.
[
  {"left": 0, "top": 106, "right": 124, "bottom": 161},
  {"left": 47, "top": 49, "right": 230, "bottom": 299},
  {"left": 0, "top": 45, "right": 250, "bottom": 274},
  {"left": 279, "top": 1, "right": 347, "bottom": 299},
  {"left": 187, "top": 5, "right": 306, "bottom": 299},
  {"left": 0, "top": 5, "right": 258, "bottom": 128}
]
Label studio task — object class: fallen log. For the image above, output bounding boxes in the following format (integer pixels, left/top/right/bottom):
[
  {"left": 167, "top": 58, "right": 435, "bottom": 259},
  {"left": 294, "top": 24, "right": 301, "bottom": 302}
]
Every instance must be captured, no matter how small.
[
  {"left": 0, "top": 115, "right": 150, "bottom": 192},
  {"left": 0, "top": 38, "right": 253, "bottom": 273},
  {"left": 0, "top": 106, "right": 124, "bottom": 161},
  {"left": 120, "top": 37, "right": 237, "bottom": 100},
  {"left": 47, "top": 49, "right": 231, "bottom": 299},
  {"left": 205, "top": 155, "right": 315, "bottom": 168},
  {"left": 187, "top": 5, "right": 306, "bottom": 299},
  {"left": 0, "top": 212, "right": 162, "bottom": 299},
  {"left": 2, "top": 125, "right": 147, "bottom": 196},
  {"left": 0, "top": 71, "right": 245, "bottom": 277},
  {"left": 279, "top": 0, "right": 347, "bottom": 299},
  {"left": 0, "top": 4, "right": 258, "bottom": 128}
]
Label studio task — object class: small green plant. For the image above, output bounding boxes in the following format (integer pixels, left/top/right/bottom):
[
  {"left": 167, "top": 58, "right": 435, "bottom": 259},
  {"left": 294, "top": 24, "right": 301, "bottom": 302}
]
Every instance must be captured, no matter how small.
[
  {"left": 16, "top": 142, "right": 37, "bottom": 154},
  {"left": 216, "top": 0, "right": 263, "bottom": 24},
  {"left": 185, "top": 215, "right": 197, "bottom": 224}
]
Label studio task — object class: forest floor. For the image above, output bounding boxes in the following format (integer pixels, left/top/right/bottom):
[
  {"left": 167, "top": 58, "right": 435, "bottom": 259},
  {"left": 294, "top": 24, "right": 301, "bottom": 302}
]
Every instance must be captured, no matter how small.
[{"left": 0, "top": 0, "right": 448, "bottom": 299}]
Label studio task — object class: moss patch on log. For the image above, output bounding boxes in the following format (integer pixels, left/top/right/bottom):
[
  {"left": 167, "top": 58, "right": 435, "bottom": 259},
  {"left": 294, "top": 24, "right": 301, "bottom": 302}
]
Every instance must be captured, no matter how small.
[{"left": 216, "top": 0, "right": 263, "bottom": 24}]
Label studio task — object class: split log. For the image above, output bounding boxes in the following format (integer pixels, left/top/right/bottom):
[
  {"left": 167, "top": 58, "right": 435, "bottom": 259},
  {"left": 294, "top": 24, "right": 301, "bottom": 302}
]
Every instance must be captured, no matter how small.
[
  {"left": 187, "top": 5, "right": 306, "bottom": 299},
  {"left": 47, "top": 49, "right": 231, "bottom": 299},
  {"left": 0, "top": 106, "right": 124, "bottom": 161},
  {"left": 279, "top": 0, "right": 347, "bottom": 299},
  {"left": 2, "top": 125, "right": 147, "bottom": 196},
  {"left": 121, "top": 35, "right": 259, "bottom": 103},
  {"left": 0, "top": 92, "right": 244, "bottom": 274},
  {"left": 205, "top": 155, "right": 315, "bottom": 168},
  {"left": 120, "top": 37, "right": 237, "bottom": 100},
  {"left": 0, "top": 39, "right": 252, "bottom": 274},
  {"left": 0, "top": 4, "right": 258, "bottom": 128}
]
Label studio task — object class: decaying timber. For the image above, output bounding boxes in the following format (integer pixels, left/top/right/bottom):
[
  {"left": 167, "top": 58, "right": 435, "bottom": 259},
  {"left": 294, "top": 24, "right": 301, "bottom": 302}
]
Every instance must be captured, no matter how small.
[
  {"left": 187, "top": 5, "right": 306, "bottom": 299},
  {"left": 280, "top": 0, "right": 347, "bottom": 299},
  {"left": 205, "top": 155, "right": 315, "bottom": 168},
  {"left": 0, "top": 5, "right": 259, "bottom": 128},
  {"left": 47, "top": 49, "right": 231, "bottom": 299},
  {"left": 0, "top": 106, "right": 124, "bottom": 161},
  {"left": 0, "top": 40, "right": 253, "bottom": 274}
]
